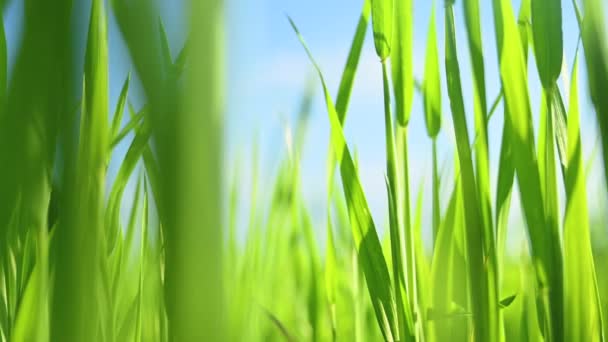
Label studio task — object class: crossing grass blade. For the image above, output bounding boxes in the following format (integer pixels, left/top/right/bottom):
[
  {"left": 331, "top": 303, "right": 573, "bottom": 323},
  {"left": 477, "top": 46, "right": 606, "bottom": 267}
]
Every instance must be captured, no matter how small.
[
  {"left": 444, "top": 3, "right": 499, "bottom": 341},
  {"left": 289, "top": 17, "right": 400, "bottom": 341},
  {"left": 563, "top": 52, "right": 605, "bottom": 342}
]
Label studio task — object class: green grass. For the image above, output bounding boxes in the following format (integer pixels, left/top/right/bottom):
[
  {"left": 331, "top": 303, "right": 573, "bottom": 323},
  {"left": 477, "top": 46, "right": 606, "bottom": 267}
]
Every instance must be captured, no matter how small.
[{"left": 0, "top": 0, "right": 607, "bottom": 341}]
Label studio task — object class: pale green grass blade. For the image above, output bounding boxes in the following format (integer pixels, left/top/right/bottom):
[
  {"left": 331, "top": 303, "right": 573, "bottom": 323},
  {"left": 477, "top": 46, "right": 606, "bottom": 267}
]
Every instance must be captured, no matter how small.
[
  {"left": 370, "top": 0, "right": 392, "bottom": 60},
  {"left": 492, "top": 0, "right": 564, "bottom": 339},
  {"left": 445, "top": 3, "right": 499, "bottom": 341},
  {"left": 289, "top": 18, "right": 399, "bottom": 340},
  {"left": 563, "top": 52, "right": 604, "bottom": 342},
  {"left": 391, "top": 0, "right": 413, "bottom": 125}
]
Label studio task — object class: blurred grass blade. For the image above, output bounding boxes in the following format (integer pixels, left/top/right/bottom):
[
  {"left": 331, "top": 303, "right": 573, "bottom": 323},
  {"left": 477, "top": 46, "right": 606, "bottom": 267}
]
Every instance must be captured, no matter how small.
[{"left": 53, "top": 0, "right": 109, "bottom": 340}]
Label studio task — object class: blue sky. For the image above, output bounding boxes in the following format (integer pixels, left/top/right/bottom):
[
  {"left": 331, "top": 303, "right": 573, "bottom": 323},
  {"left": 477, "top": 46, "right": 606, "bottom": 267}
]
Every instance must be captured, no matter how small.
[
  {"left": 224, "top": 0, "right": 607, "bottom": 249},
  {"left": 2, "top": 0, "right": 606, "bottom": 250}
]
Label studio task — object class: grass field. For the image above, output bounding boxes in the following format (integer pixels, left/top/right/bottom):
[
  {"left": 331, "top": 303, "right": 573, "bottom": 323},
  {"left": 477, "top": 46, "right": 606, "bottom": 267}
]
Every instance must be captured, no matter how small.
[{"left": 0, "top": 0, "right": 607, "bottom": 341}]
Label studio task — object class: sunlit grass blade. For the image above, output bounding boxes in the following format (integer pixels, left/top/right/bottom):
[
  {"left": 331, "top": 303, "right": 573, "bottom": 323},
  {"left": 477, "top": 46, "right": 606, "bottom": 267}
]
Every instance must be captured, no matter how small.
[{"left": 491, "top": 1, "right": 564, "bottom": 340}]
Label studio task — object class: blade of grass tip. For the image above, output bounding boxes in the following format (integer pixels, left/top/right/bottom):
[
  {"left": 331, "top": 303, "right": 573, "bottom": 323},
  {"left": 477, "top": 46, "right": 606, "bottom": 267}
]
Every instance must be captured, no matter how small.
[
  {"left": 444, "top": 2, "right": 499, "bottom": 341},
  {"left": 289, "top": 17, "right": 400, "bottom": 341},
  {"left": 492, "top": 0, "right": 564, "bottom": 340},
  {"left": 563, "top": 51, "right": 605, "bottom": 342},
  {"left": 370, "top": 0, "right": 392, "bottom": 61},
  {"left": 422, "top": 2, "right": 442, "bottom": 242},
  {"left": 391, "top": 0, "right": 413, "bottom": 126},
  {"left": 582, "top": 0, "right": 608, "bottom": 189},
  {"left": 335, "top": 0, "right": 370, "bottom": 121},
  {"left": 110, "top": 72, "right": 131, "bottom": 140},
  {"left": 53, "top": 0, "right": 109, "bottom": 340}
]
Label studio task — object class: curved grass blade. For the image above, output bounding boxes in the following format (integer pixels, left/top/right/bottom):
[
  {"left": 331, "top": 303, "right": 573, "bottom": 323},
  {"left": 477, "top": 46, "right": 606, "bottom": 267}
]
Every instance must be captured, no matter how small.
[{"left": 289, "top": 17, "right": 400, "bottom": 341}]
